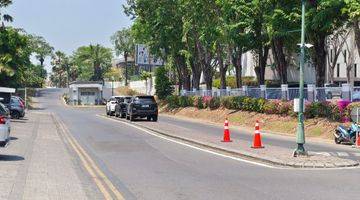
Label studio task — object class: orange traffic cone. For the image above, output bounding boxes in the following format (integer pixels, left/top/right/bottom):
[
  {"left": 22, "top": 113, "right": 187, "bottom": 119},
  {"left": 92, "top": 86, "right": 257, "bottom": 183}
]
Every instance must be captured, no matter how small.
[
  {"left": 222, "top": 118, "right": 232, "bottom": 142},
  {"left": 252, "top": 120, "right": 264, "bottom": 148},
  {"left": 357, "top": 133, "right": 360, "bottom": 147}
]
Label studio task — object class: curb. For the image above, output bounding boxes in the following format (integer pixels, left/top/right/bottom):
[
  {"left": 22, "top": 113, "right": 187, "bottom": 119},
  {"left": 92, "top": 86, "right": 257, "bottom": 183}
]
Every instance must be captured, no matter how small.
[{"left": 103, "top": 115, "right": 359, "bottom": 169}]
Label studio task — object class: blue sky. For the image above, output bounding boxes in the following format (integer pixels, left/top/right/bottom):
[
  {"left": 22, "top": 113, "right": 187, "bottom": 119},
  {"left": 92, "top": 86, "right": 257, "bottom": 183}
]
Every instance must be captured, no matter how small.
[{"left": 8, "top": 0, "right": 132, "bottom": 69}]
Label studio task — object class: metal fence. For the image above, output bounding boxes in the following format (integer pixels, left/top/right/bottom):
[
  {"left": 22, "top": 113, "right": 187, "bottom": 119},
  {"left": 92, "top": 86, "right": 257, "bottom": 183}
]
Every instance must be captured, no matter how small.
[{"left": 181, "top": 85, "right": 356, "bottom": 102}]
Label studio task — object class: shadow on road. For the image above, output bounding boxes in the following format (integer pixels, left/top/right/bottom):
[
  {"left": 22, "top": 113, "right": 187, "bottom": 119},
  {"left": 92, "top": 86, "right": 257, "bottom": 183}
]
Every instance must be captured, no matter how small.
[
  {"left": 0, "top": 155, "right": 25, "bottom": 161},
  {"left": 10, "top": 137, "right": 18, "bottom": 141}
]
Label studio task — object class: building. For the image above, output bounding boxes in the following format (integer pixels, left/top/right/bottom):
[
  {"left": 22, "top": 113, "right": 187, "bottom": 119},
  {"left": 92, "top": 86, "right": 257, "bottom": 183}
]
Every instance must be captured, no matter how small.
[
  {"left": 325, "top": 28, "right": 360, "bottom": 86},
  {"left": 0, "top": 87, "right": 16, "bottom": 104},
  {"left": 68, "top": 81, "right": 103, "bottom": 105}
]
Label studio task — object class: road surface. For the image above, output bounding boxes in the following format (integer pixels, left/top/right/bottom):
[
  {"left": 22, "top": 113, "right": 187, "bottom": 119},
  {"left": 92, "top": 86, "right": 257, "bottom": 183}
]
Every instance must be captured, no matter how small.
[{"left": 33, "top": 88, "right": 360, "bottom": 200}]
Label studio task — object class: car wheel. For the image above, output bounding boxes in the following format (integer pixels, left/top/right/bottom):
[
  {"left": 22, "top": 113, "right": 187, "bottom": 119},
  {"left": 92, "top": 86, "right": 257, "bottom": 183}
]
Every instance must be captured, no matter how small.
[
  {"left": 152, "top": 115, "right": 158, "bottom": 122},
  {"left": 334, "top": 137, "right": 341, "bottom": 144},
  {"left": 350, "top": 136, "right": 356, "bottom": 145},
  {"left": 126, "top": 114, "right": 130, "bottom": 120},
  {"left": 147, "top": 116, "right": 151, "bottom": 121},
  {"left": 121, "top": 113, "right": 126, "bottom": 118},
  {"left": 130, "top": 115, "right": 135, "bottom": 121},
  {"left": 11, "top": 111, "right": 20, "bottom": 119}
]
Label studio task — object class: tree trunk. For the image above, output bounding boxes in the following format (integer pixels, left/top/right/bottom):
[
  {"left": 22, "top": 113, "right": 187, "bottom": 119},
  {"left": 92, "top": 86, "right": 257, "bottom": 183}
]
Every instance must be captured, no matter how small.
[
  {"left": 175, "top": 55, "right": 191, "bottom": 91},
  {"left": 216, "top": 43, "right": 228, "bottom": 89},
  {"left": 232, "top": 48, "right": 243, "bottom": 88},
  {"left": 311, "top": 34, "right": 327, "bottom": 87},
  {"left": 328, "top": 66, "right": 335, "bottom": 84},
  {"left": 40, "top": 57, "right": 44, "bottom": 67},
  {"left": 257, "top": 46, "right": 269, "bottom": 85},
  {"left": 190, "top": 59, "right": 201, "bottom": 90},
  {"left": 354, "top": 19, "right": 360, "bottom": 59},
  {"left": 124, "top": 53, "right": 128, "bottom": 86},
  {"left": 271, "top": 38, "right": 288, "bottom": 84}
]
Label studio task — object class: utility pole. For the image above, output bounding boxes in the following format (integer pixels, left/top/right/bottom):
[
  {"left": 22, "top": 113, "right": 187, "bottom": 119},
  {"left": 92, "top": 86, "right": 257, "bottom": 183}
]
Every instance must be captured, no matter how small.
[{"left": 294, "top": 0, "right": 307, "bottom": 157}]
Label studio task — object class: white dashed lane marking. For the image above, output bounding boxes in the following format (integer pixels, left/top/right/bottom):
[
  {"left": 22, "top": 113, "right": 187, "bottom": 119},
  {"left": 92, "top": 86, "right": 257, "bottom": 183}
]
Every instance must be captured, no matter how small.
[
  {"left": 310, "top": 151, "right": 360, "bottom": 157},
  {"left": 337, "top": 152, "right": 349, "bottom": 157}
]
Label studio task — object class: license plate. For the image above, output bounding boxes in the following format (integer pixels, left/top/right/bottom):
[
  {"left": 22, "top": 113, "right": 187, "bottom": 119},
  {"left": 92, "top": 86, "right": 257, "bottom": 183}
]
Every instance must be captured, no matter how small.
[{"left": 142, "top": 105, "right": 150, "bottom": 108}]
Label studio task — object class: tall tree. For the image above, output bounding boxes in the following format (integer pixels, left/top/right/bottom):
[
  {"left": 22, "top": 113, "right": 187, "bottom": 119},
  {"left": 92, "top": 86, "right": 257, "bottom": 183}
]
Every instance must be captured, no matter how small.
[
  {"left": 51, "top": 51, "right": 69, "bottom": 88},
  {"left": 343, "top": 0, "right": 360, "bottom": 58},
  {"left": 111, "top": 28, "right": 134, "bottom": 86},
  {"left": 0, "top": 0, "right": 13, "bottom": 27},
  {"left": 72, "top": 44, "right": 113, "bottom": 81},
  {"left": 307, "top": 0, "right": 347, "bottom": 86},
  {"left": 28, "top": 34, "right": 54, "bottom": 67}
]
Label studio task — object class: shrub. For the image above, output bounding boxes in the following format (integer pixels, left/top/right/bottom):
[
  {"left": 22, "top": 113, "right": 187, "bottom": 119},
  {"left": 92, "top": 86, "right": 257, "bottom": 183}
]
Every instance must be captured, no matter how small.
[
  {"left": 178, "top": 96, "right": 190, "bottom": 107},
  {"left": 193, "top": 96, "right": 204, "bottom": 109},
  {"left": 155, "top": 67, "right": 174, "bottom": 100},
  {"left": 220, "top": 96, "right": 233, "bottom": 109},
  {"left": 263, "top": 100, "right": 278, "bottom": 114},
  {"left": 207, "top": 97, "right": 221, "bottom": 109},
  {"left": 166, "top": 95, "right": 179, "bottom": 109}
]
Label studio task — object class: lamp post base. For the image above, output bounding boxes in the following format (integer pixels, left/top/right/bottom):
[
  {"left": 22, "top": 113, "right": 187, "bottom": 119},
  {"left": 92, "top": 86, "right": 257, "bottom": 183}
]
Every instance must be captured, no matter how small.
[{"left": 293, "top": 144, "right": 308, "bottom": 157}]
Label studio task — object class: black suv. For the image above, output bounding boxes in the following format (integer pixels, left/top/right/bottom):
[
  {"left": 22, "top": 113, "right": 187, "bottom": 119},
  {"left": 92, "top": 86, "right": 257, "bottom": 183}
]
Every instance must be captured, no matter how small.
[
  {"left": 114, "top": 96, "right": 132, "bottom": 118},
  {"left": 126, "top": 96, "right": 158, "bottom": 122}
]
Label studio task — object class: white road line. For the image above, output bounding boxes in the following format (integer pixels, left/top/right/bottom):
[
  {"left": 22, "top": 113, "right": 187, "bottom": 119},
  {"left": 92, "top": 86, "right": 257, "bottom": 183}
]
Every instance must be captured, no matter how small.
[
  {"left": 97, "top": 115, "right": 360, "bottom": 171},
  {"left": 337, "top": 152, "right": 349, "bottom": 157},
  {"left": 310, "top": 151, "right": 331, "bottom": 156},
  {"left": 97, "top": 115, "right": 276, "bottom": 169}
]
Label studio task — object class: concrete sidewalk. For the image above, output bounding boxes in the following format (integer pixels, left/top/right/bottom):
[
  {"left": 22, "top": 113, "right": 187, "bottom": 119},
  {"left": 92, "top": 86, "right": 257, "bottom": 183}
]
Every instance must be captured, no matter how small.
[
  {"left": 118, "top": 117, "right": 359, "bottom": 168},
  {"left": 0, "top": 111, "right": 100, "bottom": 200}
]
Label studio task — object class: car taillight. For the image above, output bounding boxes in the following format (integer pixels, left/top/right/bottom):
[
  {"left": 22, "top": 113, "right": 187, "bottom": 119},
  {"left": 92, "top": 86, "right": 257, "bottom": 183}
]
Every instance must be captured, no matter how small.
[{"left": 0, "top": 116, "right": 6, "bottom": 124}]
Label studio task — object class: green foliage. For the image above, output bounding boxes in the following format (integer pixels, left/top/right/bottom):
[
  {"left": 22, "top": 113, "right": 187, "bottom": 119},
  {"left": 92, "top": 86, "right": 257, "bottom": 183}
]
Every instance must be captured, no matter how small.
[
  {"left": 155, "top": 67, "right": 174, "bottom": 100},
  {"left": 71, "top": 44, "right": 113, "bottom": 81},
  {"left": 164, "top": 95, "right": 342, "bottom": 121}
]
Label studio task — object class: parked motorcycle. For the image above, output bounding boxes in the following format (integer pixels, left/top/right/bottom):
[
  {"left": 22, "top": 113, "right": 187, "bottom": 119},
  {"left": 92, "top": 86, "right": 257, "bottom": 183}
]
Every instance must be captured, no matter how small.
[{"left": 334, "top": 123, "right": 359, "bottom": 144}]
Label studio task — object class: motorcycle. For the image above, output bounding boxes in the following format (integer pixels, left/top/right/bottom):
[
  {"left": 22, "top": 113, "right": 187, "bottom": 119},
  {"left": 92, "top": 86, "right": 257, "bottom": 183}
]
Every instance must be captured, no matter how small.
[{"left": 334, "top": 123, "right": 359, "bottom": 145}]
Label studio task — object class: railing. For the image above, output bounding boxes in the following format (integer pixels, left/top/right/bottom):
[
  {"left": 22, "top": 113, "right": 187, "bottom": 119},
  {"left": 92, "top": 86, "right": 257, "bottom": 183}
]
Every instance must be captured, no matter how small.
[{"left": 180, "top": 85, "right": 357, "bottom": 102}]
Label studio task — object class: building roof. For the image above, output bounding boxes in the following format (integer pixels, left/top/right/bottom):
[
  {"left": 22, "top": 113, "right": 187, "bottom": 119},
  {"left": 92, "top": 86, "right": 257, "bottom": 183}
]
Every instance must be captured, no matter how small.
[{"left": 69, "top": 81, "right": 103, "bottom": 85}]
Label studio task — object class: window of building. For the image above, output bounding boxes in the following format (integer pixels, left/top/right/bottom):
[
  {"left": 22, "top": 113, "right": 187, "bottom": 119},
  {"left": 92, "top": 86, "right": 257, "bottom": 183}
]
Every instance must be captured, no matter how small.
[
  {"left": 330, "top": 49, "right": 333, "bottom": 62},
  {"left": 337, "top": 63, "right": 340, "bottom": 77},
  {"left": 344, "top": 50, "right": 347, "bottom": 63}
]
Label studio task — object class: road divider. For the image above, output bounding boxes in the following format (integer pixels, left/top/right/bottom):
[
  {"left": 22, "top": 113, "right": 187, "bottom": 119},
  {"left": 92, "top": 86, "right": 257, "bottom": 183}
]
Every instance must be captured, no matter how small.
[{"left": 52, "top": 113, "right": 125, "bottom": 200}]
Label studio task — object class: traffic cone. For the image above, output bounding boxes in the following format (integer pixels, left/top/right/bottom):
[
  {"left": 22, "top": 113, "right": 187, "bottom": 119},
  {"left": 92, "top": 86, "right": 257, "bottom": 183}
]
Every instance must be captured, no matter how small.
[
  {"left": 222, "top": 118, "right": 232, "bottom": 142},
  {"left": 252, "top": 120, "right": 264, "bottom": 148},
  {"left": 357, "top": 133, "right": 360, "bottom": 147}
]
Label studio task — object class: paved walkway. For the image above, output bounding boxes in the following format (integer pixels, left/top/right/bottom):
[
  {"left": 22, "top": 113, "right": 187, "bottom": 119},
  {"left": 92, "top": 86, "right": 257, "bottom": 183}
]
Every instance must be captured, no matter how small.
[{"left": 0, "top": 111, "right": 100, "bottom": 200}]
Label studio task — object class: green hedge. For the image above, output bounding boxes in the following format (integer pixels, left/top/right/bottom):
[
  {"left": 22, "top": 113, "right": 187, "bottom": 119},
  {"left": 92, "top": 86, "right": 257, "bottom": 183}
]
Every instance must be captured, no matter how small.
[{"left": 165, "top": 95, "right": 342, "bottom": 121}]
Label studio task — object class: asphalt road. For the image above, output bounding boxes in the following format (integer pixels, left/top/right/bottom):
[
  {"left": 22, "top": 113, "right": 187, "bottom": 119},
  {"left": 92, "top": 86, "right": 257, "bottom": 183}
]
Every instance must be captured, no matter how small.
[{"left": 34, "top": 88, "right": 360, "bottom": 200}]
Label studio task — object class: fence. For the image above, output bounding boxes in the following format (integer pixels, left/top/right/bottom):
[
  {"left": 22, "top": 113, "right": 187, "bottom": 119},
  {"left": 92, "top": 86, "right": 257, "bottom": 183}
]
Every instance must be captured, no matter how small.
[{"left": 181, "top": 84, "right": 359, "bottom": 102}]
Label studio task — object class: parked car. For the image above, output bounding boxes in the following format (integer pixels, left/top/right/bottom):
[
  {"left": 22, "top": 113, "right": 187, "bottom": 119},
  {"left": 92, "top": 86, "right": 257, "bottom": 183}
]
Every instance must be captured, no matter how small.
[
  {"left": 106, "top": 96, "right": 124, "bottom": 116},
  {"left": 9, "top": 96, "right": 25, "bottom": 119},
  {"left": 0, "top": 102, "right": 10, "bottom": 147},
  {"left": 114, "top": 96, "right": 132, "bottom": 118},
  {"left": 126, "top": 96, "right": 158, "bottom": 122}
]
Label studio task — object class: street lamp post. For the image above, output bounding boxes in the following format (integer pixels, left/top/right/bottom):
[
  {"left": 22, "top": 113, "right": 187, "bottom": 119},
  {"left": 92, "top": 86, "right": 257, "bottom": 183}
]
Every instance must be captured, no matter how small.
[{"left": 294, "top": 0, "right": 307, "bottom": 157}]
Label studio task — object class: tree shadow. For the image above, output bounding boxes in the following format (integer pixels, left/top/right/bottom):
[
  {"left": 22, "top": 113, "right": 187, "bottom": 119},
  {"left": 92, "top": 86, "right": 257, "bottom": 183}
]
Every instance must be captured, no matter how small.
[{"left": 0, "top": 155, "right": 24, "bottom": 161}]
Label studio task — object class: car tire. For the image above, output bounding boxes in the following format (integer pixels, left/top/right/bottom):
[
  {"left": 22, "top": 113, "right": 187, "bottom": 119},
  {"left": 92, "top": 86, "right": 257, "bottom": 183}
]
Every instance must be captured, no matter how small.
[
  {"left": 121, "top": 113, "right": 126, "bottom": 118},
  {"left": 130, "top": 115, "right": 135, "bottom": 121},
  {"left": 350, "top": 136, "right": 356, "bottom": 145},
  {"left": 152, "top": 115, "right": 158, "bottom": 122},
  {"left": 11, "top": 111, "right": 20, "bottom": 119},
  {"left": 126, "top": 114, "right": 130, "bottom": 120},
  {"left": 147, "top": 116, "right": 151, "bottom": 121},
  {"left": 334, "top": 137, "right": 341, "bottom": 144}
]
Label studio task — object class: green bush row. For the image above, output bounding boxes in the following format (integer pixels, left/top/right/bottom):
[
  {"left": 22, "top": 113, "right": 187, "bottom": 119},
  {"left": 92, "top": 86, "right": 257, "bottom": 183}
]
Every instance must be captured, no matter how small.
[{"left": 165, "top": 95, "right": 343, "bottom": 121}]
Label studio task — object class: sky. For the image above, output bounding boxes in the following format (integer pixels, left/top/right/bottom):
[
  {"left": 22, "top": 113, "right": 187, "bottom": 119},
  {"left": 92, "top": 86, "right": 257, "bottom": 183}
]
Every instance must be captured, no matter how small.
[{"left": 8, "top": 0, "right": 133, "bottom": 70}]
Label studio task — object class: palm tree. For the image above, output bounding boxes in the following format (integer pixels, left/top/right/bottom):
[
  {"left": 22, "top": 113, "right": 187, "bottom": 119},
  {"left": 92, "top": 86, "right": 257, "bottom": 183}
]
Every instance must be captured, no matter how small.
[
  {"left": 0, "top": 0, "right": 13, "bottom": 27},
  {"left": 72, "top": 44, "right": 113, "bottom": 81},
  {"left": 51, "top": 51, "right": 69, "bottom": 87},
  {"left": 28, "top": 35, "right": 54, "bottom": 67},
  {"left": 111, "top": 28, "right": 135, "bottom": 86}
]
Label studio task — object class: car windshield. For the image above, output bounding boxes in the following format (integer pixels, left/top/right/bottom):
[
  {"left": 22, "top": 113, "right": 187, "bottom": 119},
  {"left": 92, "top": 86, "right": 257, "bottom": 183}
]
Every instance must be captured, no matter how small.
[
  {"left": 134, "top": 96, "right": 156, "bottom": 104},
  {"left": 115, "top": 97, "right": 124, "bottom": 102}
]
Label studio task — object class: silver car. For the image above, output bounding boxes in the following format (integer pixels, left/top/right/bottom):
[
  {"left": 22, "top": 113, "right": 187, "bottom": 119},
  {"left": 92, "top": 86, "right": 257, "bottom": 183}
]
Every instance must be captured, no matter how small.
[{"left": 0, "top": 102, "right": 10, "bottom": 147}]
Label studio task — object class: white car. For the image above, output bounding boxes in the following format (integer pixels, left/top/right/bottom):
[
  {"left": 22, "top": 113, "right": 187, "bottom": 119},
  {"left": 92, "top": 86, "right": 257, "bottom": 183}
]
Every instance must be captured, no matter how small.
[
  {"left": 0, "top": 103, "right": 10, "bottom": 147},
  {"left": 106, "top": 96, "right": 123, "bottom": 116}
]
